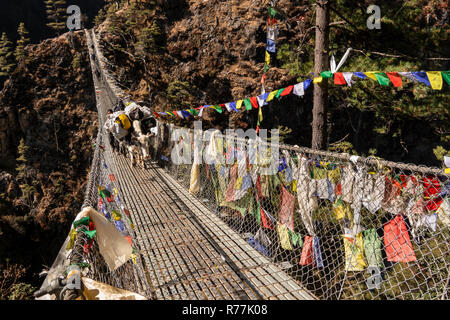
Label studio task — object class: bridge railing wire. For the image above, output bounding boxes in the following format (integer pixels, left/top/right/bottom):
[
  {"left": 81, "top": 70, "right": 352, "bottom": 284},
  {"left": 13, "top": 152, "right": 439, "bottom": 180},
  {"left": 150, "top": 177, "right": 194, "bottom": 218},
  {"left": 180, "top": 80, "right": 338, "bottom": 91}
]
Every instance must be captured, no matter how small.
[{"left": 38, "top": 30, "right": 152, "bottom": 299}]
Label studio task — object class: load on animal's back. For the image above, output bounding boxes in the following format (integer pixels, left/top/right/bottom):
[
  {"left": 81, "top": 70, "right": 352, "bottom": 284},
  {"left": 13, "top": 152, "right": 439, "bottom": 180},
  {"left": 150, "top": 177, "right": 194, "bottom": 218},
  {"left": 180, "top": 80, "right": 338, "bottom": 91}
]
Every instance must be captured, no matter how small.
[{"left": 104, "top": 100, "right": 158, "bottom": 167}]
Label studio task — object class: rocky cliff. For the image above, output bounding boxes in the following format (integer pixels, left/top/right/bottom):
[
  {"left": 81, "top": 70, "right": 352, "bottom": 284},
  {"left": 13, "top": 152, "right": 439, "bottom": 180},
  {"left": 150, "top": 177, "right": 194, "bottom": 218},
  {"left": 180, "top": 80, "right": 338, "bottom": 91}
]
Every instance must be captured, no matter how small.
[{"left": 0, "top": 31, "right": 97, "bottom": 298}]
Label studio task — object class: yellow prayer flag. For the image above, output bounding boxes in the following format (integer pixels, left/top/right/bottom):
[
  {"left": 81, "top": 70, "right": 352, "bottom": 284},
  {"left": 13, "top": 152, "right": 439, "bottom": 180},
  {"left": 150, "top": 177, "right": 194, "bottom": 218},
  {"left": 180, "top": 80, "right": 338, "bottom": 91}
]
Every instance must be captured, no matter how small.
[
  {"left": 343, "top": 233, "right": 367, "bottom": 271},
  {"left": 445, "top": 168, "right": 450, "bottom": 174},
  {"left": 265, "top": 51, "right": 271, "bottom": 65},
  {"left": 313, "top": 76, "right": 323, "bottom": 83},
  {"left": 364, "top": 72, "right": 379, "bottom": 81},
  {"left": 236, "top": 100, "right": 243, "bottom": 109},
  {"left": 258, "top": 107, "right": 263, "bottom": 122},
  {"left": 292, "top": 180, "right": 297, "bottom": 193},
  {"left": 277, "top": 223, "right": 293, "bottom": 250},
  {"left": 426, "top": 71, "right": 443, "bottom": 90},
  {"left": 266, "top": 90, "right": 278, "bottom": 102}
]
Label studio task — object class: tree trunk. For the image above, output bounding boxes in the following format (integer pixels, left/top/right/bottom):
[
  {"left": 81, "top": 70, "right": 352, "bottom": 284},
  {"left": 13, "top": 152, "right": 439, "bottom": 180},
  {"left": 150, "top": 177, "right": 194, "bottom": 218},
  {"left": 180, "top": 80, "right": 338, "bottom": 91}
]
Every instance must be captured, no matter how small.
[{"left": 311, "top": 0, "right": 330, "bottom": 150}]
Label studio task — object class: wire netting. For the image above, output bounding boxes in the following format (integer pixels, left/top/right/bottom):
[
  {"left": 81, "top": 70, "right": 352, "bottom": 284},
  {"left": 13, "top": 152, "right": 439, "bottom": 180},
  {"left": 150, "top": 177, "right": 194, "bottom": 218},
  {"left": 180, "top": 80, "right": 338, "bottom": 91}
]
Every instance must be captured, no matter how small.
[
  {"left": 54, "top": 30, "right": 152, "bottom": 299},
  {"left": 149, "top": 125, "right": 450, "bottom": 300}
]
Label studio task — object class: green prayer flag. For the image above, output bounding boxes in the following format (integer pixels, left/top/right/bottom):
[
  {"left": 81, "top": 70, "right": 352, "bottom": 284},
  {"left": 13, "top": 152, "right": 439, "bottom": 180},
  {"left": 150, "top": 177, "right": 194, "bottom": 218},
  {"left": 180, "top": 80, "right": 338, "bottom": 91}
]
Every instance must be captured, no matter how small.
[
  {"left": 73, "top": 216, "right": 90, "bottom": 228},
  {"left": 275, "top": 88, "right": 285, "bottom": 99},
  {"left": 82, "top": 229, "right": 97, "bottom": 239},
  {"left": 375, "top": 72, "right": 391, "bottom": 86},
  {"left": 289, "top": 230, "right": 303, "bottom": 248},
  {"left": 98, "top": 186, "right": 111, "bottom": 199},
  {"left": 441, "top": 71, "right": 450, "bottom": 85},
  {"left": 190, "top": 108, "right": 199, "bottom": 116},
  {"left": 320, "top": 71, "right": 333, "bottom": 78},
  {"left": 363, "top": 228, "right": 384, "bottom": 269},
  {"left": 264, "top": 63, "right": 269, "bottom": 73},
  {"left": 255, "top": 202, "right": 262, "bottom": 225},
  {"left": 213, "top": 105, "right": 223, "bottom": 113},
  {"left": 268, "top": 7, "right": 278, "bottom": 18},
  {"left": 243, "top": 98, "right": 253, "bottom": 111}
]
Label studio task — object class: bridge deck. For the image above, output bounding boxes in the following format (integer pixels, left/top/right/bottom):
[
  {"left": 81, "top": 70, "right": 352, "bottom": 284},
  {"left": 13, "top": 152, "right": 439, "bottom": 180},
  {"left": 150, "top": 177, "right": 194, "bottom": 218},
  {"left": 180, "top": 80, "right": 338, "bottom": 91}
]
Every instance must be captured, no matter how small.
[{"left": 110, "top": 152, "right": 315, "bottom": 300}]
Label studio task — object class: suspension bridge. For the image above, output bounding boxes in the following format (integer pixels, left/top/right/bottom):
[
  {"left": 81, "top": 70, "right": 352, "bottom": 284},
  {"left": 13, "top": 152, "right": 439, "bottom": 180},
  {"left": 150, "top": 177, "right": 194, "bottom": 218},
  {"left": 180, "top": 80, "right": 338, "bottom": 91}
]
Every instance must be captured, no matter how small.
[{"left": 36, "top": 29, "right": 449, "bottom": 300}]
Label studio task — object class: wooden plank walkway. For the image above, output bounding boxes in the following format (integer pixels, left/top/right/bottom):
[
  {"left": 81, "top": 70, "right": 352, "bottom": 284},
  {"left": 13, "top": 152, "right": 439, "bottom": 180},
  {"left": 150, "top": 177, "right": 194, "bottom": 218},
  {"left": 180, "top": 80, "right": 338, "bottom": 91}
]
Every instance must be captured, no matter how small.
[
  {"left": 88, "top": 28, "right": 315, "bottom": 300},
  {"left": 109, "top": 151, "right": 316, "bottom": 300}
]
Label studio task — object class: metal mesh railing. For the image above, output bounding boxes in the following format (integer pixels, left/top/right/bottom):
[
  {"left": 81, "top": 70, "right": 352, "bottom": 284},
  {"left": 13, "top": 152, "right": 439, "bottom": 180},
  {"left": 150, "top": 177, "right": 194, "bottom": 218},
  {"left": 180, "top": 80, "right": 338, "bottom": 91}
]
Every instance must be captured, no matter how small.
[
  {"left": 148, "top": 126, "right": 450, "bottom": 300},
  {"left": 36, "top": 29, "right": 152, "bottom": 299}
]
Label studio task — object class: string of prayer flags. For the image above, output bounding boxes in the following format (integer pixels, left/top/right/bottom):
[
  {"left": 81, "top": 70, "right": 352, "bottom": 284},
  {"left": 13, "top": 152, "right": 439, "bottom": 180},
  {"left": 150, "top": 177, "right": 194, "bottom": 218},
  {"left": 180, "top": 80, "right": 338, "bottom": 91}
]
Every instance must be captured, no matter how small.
[{"left": 153, "top": 70, "right": 448, "bottom": 121}]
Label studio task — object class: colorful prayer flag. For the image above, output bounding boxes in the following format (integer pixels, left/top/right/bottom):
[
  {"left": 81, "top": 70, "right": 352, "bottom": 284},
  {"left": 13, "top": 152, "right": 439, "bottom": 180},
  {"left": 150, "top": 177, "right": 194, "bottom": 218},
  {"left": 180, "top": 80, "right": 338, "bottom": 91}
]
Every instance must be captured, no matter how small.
[
  {"left": 267, "top": 90, "right": 278, "bottom": 102},
  {"left": 266, "top": 39, "right": 276, "bottom": 53},
  {"left": 299, "top": 236, "right": 314, "bottom": 266},
  {"left": 265, "top": 51, "right": 271, "bottom": 65},
  {"left": 280, "top": 85, "right": 294, "bottom": 96},
  {"left": 441, "top": 71, "right": 450, "bottom": 85},
  {"left": 364, "top": 72, "right": 379, "bottom": 81},
  {"left": 426, "top": 71, "right": 443, "bottom": 90},
  {"left": 293, "top": 82, "right": 304, "bottom": 96},
  {"left": 320, "top": 71, "right": 333, "bottom": 78},
  {"left": 353, "top": 72, "right": 367, "bottom": 79},
  {"left": 277, "top": 223, "right": 293, "bottom": 250},
  {"left": 386, "top": 72, "right": 403, "bottom": 87},
  {"left": 334, "top": 72, "right": 347, "bottom": 85},
  {"left": 250, "top": 96, "right": 259, "bottom": 108},
  {"left": 243, "top": 98, "right": 253, "bottom": 111},
  {"left": 313, "top": 76, "right": 323, "bottom": 83},
  {"left": 412, "top": 72, "right": 431, "bottom": 87},
  {"left": 383, "top": 215, "right": 417, "bottom": 263},
  {"left": 374, "top": 72, "right": 391, "bottom": 86},
  {"left": 343, "top": 233, "right": 367, "bottom": 271}
]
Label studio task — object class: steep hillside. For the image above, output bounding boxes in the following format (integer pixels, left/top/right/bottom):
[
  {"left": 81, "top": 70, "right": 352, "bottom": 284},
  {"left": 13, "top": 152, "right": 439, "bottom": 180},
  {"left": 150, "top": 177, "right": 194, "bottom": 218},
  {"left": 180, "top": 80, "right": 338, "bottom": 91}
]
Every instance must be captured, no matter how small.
[
  {"left": 0, "top": 31, "right": 97, "bottom": 299},
  {"left": 95, "top": 0, "right": 448, "bottom": 166}
]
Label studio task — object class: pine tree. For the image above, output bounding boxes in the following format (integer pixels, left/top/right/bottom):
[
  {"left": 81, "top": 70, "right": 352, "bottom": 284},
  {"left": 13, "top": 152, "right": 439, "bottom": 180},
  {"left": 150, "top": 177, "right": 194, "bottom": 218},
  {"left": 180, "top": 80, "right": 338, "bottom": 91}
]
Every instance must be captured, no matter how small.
[
  {"left": 14, "top": 23, "right": 30, "bottom": 64},
  {"left": 45, "top": 0, "right": 67, "bottom": 35},
  {"left": 0, "top": 32, "right": 15, "bottom": 77}
]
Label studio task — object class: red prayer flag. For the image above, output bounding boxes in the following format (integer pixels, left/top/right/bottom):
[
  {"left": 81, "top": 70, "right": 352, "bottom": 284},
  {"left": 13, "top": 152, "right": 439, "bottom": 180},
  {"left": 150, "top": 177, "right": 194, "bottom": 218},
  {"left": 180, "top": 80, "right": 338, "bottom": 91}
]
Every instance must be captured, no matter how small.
[
  {"left": 383, "top": 215, "right": 416, "bottom": 262},
  {"left": 299, "top": 236, "right": 314, "bottom": 265},
  {"left": 250, "top": 96, "right": 259, "bottom": 109},
  {"left": 261, "top": 74, "right": 266, "bottom": 84},
  {"left": 109, "top": 174, "right": 116, "bottom": 182},
  {"left": 261, "top": 207, "right": 274, "bottom": 230},
  {"left": 125, "top": 236, "right": 132, "bottom": 245},
  {"left": 422, "top": 176, "right": 443, "bottom": 211},
  {"left": 279, "top": 185, "right": 295, "bottom": 231},
  {"left": 123, "top": 208, "right": 131, "bottom": 216},
  {"left": 334, "top": 72, "right": 347, "bottom": 85},
  {"left": 386, "top": 72, "right": 403, "bottom": 87},
  {"left": 280, "top": 85, "right": 294, "bottom": 96}
]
